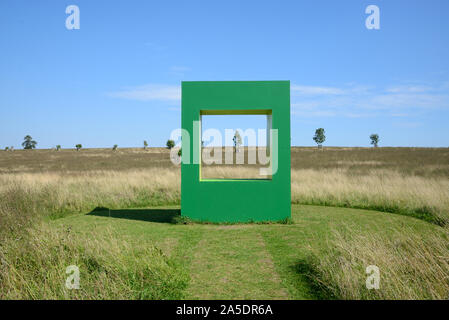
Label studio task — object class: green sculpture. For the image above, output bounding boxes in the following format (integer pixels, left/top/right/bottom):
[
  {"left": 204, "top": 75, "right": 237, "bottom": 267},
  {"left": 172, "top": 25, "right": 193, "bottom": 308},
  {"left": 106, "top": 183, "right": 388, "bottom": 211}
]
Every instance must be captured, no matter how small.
[{"left": 181, "top": 81, "right": 291, "bottom": 222}]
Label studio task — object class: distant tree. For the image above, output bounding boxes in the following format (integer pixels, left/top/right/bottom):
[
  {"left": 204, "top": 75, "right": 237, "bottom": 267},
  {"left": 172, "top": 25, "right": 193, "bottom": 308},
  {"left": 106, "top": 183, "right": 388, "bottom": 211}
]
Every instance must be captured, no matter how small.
[
  {"left": 4, "top": 147, "right": 9, "bottom": 151},
  {"left": 178, "top": 148, "right": 182, "bottom": 157},
  {"left": 233, "top": 130, "right": 242, "bottom": 152},
  {"left": 112, "top": 144, "right": 118, "bottom": 151},
  {"left": 22, "top": 135, "right": 37, "bottom": 149},
  {"left": 166, "top": 139, "right": 175, "bottom": 149},
  {"left": 370, "top": 134, "right": 379, "bottom": 148},
  {"left": 313, "top": 128, "right": 326, "bottom": 149},
  {"left": 75, "top": 144, "right": 82, "bottom": 151},
  {"left": 143, "top": 140, "right": 148, "bottom": 150},
  {"left": 56, "top": 145, "right": 61, "bottom": 151}
]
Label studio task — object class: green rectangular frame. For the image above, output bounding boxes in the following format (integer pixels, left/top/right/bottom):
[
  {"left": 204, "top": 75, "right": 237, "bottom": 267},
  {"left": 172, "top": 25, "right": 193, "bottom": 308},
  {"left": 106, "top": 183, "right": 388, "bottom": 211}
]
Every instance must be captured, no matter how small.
[{"left": 181, "top": 81, "right": 291, "bottom": 222}]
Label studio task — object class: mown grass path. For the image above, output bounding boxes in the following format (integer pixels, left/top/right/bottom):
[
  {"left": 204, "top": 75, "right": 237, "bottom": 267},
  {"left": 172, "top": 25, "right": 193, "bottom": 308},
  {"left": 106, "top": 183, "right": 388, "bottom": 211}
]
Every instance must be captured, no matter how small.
[
  {"left": 186, "top": 227, "right": 288, "bottom": 299},
  {"left": 52, "top": 204, "right": 441, "bottom": 299}
]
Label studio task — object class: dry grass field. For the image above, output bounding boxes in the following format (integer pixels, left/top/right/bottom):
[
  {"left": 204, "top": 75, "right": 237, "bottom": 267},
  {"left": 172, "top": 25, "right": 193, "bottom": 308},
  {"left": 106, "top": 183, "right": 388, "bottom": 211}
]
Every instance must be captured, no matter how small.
[
  {"left": 1, "top": 146, "right": 448, "bottom": 223},
  {"left": 1, "top": 147, "right": 449, "bottom": 299}
]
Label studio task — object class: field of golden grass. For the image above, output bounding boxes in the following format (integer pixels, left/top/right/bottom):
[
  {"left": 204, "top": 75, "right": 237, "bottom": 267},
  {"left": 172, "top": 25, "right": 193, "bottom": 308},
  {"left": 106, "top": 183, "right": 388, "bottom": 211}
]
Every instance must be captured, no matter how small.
[
  {"left": 1, "top": 147, "right": 448, "bottom": 299},
  {"left": 1, "top": 147, "right": 447, "bottom": 223}
]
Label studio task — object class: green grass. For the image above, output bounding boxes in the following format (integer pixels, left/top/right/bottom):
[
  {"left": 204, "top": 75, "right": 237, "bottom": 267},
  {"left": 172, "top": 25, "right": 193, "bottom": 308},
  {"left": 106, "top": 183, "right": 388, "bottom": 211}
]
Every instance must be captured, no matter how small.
[
  {"left": 39, "top": 204, "right": 444, "bottom": 300},
  {"left": 1, "top": 148, "right": 448, "bottom": 299}
]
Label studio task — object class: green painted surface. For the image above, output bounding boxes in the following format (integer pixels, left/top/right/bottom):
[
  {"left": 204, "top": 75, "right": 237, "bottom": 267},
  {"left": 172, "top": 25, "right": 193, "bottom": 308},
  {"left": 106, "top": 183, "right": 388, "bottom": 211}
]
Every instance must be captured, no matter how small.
[{"left": 181, "top": 81, "right": 291, "bottom": 222}]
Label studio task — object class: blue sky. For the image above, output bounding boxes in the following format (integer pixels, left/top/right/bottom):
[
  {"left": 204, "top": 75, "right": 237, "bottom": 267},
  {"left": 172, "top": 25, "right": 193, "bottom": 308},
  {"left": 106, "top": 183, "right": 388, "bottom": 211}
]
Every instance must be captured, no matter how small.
[{"left": 1, "top": 0, "right": 448, "bottom": 148}]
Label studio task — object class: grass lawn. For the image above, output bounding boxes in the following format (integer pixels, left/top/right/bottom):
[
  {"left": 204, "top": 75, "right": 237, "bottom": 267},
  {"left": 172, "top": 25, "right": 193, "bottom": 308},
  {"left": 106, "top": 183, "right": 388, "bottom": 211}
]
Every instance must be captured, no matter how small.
[{"left": 49, "top": 204, "right": 442, "bottom": 300}]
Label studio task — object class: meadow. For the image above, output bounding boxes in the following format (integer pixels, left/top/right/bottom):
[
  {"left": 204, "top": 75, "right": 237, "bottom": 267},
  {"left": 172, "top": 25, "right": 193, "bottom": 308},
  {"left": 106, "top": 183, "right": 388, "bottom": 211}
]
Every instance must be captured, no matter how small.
[{"left": 0, "top": 147, "right": 448, "bottom": 299}]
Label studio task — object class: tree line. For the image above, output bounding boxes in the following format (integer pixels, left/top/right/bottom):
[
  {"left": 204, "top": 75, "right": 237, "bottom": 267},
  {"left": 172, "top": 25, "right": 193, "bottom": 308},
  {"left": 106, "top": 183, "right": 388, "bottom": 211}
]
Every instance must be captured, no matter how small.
[
  {"left": 2, "top": 131, "right": 381, "bottom": 151},
  {"left": 2, "top": 135, "right": 181, "bottom": 152}
]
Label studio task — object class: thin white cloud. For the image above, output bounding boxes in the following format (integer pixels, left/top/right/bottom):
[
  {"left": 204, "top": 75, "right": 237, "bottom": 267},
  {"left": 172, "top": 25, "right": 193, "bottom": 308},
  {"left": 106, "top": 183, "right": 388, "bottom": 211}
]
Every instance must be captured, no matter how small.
[
  {"left": 390, "top": 113, "right": 410, "bottom": 117},
  {"left": 108, "top": 84, "right": 181, "bottom": 102},
  {"left": 291, "top": 81, "right": 449, "bottom": 118},
  {"left": 386, "top": 85, "right": 433, "bottom": 93},
  {"left": 291, "top": 85, "right": 344, "bottom": 95},
  {"left": 107, "top": 81, "right": 449, "bottom": 117},
  {"left": 365, "top": 92, "right": 449, "bottom": 111},
  {"left": 393, "top": 121, "right": 423, "bottom": 128},
  {"left": 292, "top": 110, "right": 336, "bottom": 117},
  {"left": 168, "top": 66, "right": 191, "bottom": 77}
]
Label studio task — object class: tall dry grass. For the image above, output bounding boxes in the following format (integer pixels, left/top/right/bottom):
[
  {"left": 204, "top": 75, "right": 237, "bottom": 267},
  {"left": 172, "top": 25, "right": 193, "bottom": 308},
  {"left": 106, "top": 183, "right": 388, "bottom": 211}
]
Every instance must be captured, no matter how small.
[
  {"left": 0, "top": 168, "right": 186, "bottom": 299},
  {"left": 291, "top": 168, "right": 449, "bottom": 224},
  {"left": 0, "top": 169, "right": 180, "bottom": 221},
  {"left": 1, "top": 147, "right": 448, "bottom": 225},
  {"left": 202, "top": 166, "right": 449, "bottom": 224},
  {"left": 0, "top": 165, "right": 448, "bottom": 224},
  {"left": 0, "top": 224, "right": 188, "bottom": 299},
  {"left": 308, "top": 225, "right": 449, "bottom": 299}
]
